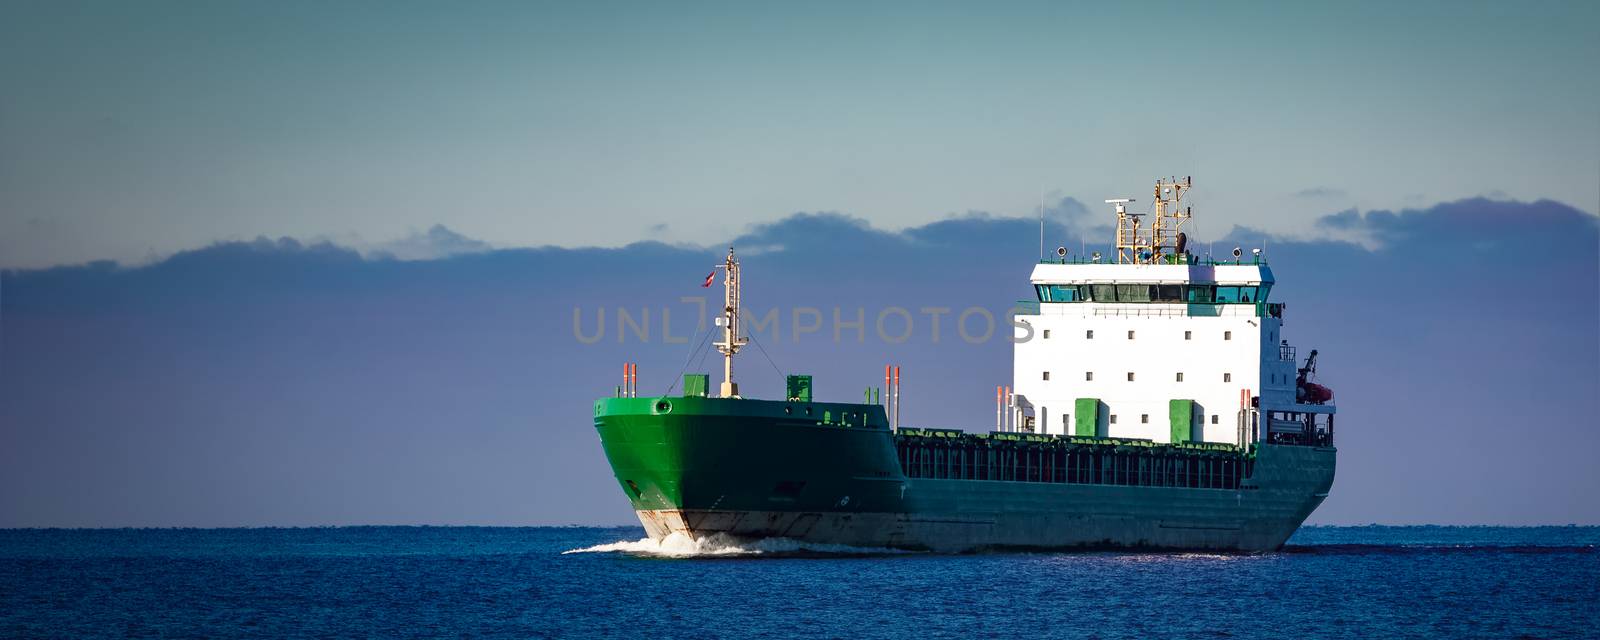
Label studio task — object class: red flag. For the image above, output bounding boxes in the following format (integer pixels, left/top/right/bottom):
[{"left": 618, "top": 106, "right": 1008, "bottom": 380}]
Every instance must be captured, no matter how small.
[{"left": 701, "top": 270, "right": 717, "bottom": 287}]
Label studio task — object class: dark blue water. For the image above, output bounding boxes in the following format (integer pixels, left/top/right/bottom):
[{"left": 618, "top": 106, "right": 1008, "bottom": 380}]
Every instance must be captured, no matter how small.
[{"left": 2, "top": 526, "right": 1596, "bottom": 638}]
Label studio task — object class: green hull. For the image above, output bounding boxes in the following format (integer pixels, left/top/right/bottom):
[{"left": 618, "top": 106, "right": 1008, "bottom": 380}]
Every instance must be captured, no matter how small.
[{"left": 595, "top": 396, "right": 1335, "bottom": 552}]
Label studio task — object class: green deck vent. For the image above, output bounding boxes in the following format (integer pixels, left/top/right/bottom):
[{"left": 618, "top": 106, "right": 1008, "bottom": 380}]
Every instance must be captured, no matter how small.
[
  {"left": 786, "top": 375, "right": 813, "bottom": 402},
  {"left": 1074, "top": 398, "right": 1101, "bottom": 437},
  {"left": 682, "top": 373, "right": 709, "bottom": 398},
  {"left": 1169, "top": 399, "right": 1196, "bottom": 443}
]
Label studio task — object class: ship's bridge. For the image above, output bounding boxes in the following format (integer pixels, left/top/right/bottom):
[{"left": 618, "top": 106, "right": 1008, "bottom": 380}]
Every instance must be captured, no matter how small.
[
  {"left": 1029, "top": 261, "right": 1274, "bottom": 305},
  {"left": 1010, "top": 257, "right": 1316, "bottom": 446},
  {"left": 1004, "top": 177, "right": 1331, "bottom": 448}
]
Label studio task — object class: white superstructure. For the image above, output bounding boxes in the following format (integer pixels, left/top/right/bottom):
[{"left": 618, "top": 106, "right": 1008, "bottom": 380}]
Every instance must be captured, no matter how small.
[{"left": 1008, "top": 177, "right": 1334, "bottom": 445}]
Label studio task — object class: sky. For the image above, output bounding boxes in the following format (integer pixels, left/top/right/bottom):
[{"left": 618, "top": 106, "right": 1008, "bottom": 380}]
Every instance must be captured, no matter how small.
[
  {"left": 1, "top": 0, "right": 1598, "bottom": 268},
  {"left": 1, "top": 1, "right": 1598, "bottom": 528}
]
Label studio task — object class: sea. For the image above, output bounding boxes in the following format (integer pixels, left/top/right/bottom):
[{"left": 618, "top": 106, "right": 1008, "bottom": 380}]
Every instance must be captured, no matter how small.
[{"left": 1, "top": 526, "right": 1595, "bottom": 639}]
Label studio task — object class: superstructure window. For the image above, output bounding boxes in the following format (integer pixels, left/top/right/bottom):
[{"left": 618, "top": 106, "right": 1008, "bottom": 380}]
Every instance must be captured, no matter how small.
[
  {"left": 1043, "top": 330, "right": 1051, "bottom": 339},
  {"left": 1211, "top": 415, "right": 1219, "bottom": 425},
  {"left": 1067, "top": 283, "right": 1264, "bottom": 304},
  {"left": 1225, "top": 331, "right": 1232, "bottom": 341},
  {"left": 1085, "top": 372, "right": 1094, "bottom": 381},
  {"left": 1141, "top": 414, "right": 1149, "bottom": 424},
  {"left": 1115, "top": 284, "right": 1152, "bottom": 302},
  {"left": 1127, "top": 372, "right": 1135, "bottom": 381},
  {"left": 1110, "top": 415, "right": 1118, "bottom": 424},
  {"left": 1184, "top": 330, "right": 1192, "bottom": 340},
  {"left": 1042, "top": 371, "right": 1050, "bottom": 381},
  {"left": 1035, "top": 285, "right": 1084, "bottom": 302},
  {"left": 1086, "top": 330, "right": 1094, "bottom": 339},
  {"left": 1224, "top": 373, "right": 1232, "bottom": 382},
  {"left": 1215, "top": 286, "right": 1263, "bottom": 304},
  {"left": 1176, "top": 372, "right": 1184, "bottom": 382},
  {"left": 1127, "top": 330, "right": 1135, "bottom": 339}
]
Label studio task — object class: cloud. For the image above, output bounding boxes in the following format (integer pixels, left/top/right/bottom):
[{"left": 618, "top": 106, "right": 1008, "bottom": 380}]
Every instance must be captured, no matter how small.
[
  {"left": 366, "top": 224, "right": 491, "bottom": 261},
  {"left": 1, "top": 198, "right": 1596, "bottom": 527},
  {"left": 1304, "top": 198, "right": 1597, "bottom": 257}
]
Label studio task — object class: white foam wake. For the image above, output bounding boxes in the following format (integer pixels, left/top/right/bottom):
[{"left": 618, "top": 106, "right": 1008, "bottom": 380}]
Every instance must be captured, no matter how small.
[{"left": 562, "top": 532, "right": 910, "bottom": 557}]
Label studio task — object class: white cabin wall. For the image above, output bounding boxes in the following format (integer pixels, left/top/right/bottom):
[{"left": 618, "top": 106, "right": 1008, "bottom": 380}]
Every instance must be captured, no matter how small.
[
  {"left": 1258, "top": 317, "right": 1299, "bottom": 410},
  {"left": 1012, "top": 305, "right": 1262, "bottom": 444},
  {"left": 1012, "top": 262, "right": 1278, "bottom": 445}
]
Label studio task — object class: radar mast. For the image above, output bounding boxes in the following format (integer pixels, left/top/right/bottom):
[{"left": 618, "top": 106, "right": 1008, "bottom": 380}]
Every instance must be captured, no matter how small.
[{"left": 1112, "top": 176, "right": 1193, "bottom": 264}]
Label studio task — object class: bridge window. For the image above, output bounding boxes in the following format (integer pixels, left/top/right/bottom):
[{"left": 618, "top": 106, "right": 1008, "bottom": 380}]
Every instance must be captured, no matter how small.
[
  {"left": 1086, "top": 330, "right": 1094, "bottom": 339},
  {"left": 1176, "top": 372, "right": 1184, "bottom": 382},
  {"left": 1224, "top": 373, "right": 1232, "bottom": 382},
  {"left": 1036, "top": 284, "right": 1087, "bottom": 302},
  {"left": 1127, "top": 372, "right": 1135, "bottom": 381},
  {"left": 1085, "top": 372, "right": 1094, "bottom": 381},
  {"left": 1212, "top": 415, "right": 1219, "bottom": 424},
  {"left": 1065, "top": 283, "right": 1266, "bottom": 304},
  {"left": 1215, "top": 286, "right": 1265, "bottom": 303},
  {"left": 1141, "top": 414, "right": 1149, "bottom": 424},
  {"left": 1225, "top": 331, "right": 1232, "bottom": 340},
  {"left": 1043, "top": 330, "right": 1051, "bottom": 339},
  {"left": 1115, "top": 284, "right": 1151, "bottom": 302},
  {"left": 1042, "top": 371, "right": 1050, "bottom": 381}
]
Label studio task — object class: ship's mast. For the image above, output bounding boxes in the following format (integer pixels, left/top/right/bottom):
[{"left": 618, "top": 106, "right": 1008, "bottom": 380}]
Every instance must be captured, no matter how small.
[
  {"left": 1109, "top": 198, "right": 1141, "bottom": 264},
  {"left": 713, "top": 247, "right": 748, "bottom": 398},
  {"left": 1112, "top": 176, "right": 1193, "bottom": 264},
  {"left": 1148, "top": 176, "right": 1192, "bottom": 262}
]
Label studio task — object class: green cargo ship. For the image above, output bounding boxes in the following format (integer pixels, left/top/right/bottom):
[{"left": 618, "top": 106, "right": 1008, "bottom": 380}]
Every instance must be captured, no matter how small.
[{"left": 594, "top": 178, "right": 1337, "bottom": 552}]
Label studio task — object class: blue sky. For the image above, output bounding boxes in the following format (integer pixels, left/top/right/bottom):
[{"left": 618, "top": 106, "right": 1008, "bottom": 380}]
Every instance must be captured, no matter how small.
[
  {"left": 1, "top": 2, "right": 1598, "bottom": 527},
  {"left": 2, "top": 0, "right": 1597, "bottom": 267}
]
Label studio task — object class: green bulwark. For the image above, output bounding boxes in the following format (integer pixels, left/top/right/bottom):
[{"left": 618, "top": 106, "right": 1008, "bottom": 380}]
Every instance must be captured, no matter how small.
[
  {"left": 786, "top": 375, "right": 813, "bottom": 402},
  {"left": 682, "top": 374, "right": 709, "bottom": 398},
  {"left": 1074, "top": 398, "right": 1101, "bottom": 437},
  {"left": 1170, "top": 399, "right": 1195, "bottom": 443}
]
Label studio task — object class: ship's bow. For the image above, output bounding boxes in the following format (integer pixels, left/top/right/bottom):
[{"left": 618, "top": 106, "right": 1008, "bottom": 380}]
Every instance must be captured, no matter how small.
[{"left": 593, "top": 396, "right": 903, "bottom": 543}]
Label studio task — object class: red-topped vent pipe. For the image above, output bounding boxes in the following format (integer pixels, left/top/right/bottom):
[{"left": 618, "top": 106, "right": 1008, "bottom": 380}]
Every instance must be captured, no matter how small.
[
  {"left": 884, "top": 365, "right": 904, "bottom": 430},
  {"left": 893, "top": 366, "right": 901, "bottom": 430},
  {"left": 1004, "top": 385, "right": 1013, "bottom": 432},
  {"left": 622, "top": 362, "right": 638, "bottom": 398}
]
